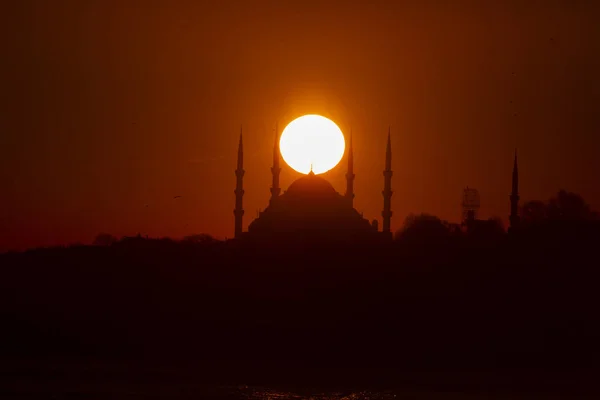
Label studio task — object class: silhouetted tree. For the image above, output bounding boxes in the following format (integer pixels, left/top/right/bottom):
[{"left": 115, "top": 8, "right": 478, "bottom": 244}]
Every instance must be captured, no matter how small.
[
  {"left": 521, "top": 200, "right": 547, "bottom": 224},
  {"left": 466, "top": 217, "right": 505, "bottom": 243},
  {"left": 182, "top": 233, "right": 218, "bottom": 244},
  {"left": 522, "top": 190, "right": 597, "bottom": 225},
  {"left": 547, "top": 190, "right": 594, "bottom": 221},
  {"left": 395, "top": 213, "right": 451, "bottom": 242},
  {"left": 92, "top": 233, "right": 118, "bottom": 246}
]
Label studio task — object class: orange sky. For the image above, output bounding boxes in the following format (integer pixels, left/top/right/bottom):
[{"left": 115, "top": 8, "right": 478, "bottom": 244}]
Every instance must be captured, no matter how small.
[{"left": 1, "top": 0, "right": 599, "bottom": 251}]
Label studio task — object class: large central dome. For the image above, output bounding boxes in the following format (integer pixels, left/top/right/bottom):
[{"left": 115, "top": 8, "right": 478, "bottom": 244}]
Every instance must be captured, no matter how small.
[{"left": 285, "top": 171, "right": 338, "bottom": 198}]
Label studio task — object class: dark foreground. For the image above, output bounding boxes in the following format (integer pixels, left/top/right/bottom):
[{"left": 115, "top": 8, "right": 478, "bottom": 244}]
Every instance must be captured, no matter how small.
[
  {"left": 1, "top": 218, "right": 599, "bottom": 397},
  {"left": 1, "top": 359, "right": 598, "bottom": 399}
]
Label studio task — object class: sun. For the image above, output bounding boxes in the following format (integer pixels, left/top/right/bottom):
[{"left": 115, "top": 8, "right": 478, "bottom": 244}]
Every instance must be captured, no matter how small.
[{"left": 279, "top": 115, "right": 346, "bottom": 175}]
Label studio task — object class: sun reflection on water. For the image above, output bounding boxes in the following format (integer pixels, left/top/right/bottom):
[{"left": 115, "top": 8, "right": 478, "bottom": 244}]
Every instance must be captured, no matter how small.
[{"left": 231, "top": 386, "right": 398, "bottom": 400}]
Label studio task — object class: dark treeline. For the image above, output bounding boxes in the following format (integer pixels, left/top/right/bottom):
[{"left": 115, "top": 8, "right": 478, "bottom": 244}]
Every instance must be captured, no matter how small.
[{"left": 1, "top": 190, "right": 599, "bottom": 391}]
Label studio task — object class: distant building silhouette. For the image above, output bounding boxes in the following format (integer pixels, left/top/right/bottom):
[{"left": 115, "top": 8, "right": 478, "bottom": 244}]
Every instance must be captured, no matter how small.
[
  {"left": 233, "top": 126, "right": 394, "bottom": 241},
  {"left": 509, "top": 149, "right": 520, "bottom": 233}
]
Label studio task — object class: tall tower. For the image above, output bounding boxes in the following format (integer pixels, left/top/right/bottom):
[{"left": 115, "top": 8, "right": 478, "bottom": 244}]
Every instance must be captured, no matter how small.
[
  {"left": 382, "top": 127, "right": 393, "bottom": 234},
  {"left": 234, "top": 128, "right": 245, "bottom": 239},
  {"left": 270, "top": 123, "right": 281, "bottom": 205},
  {"left": 345, "top": 129, "right": 355, "bottom": 207},
  {"left": 509, "top": 149, "right": 520, "bottom": 231}
]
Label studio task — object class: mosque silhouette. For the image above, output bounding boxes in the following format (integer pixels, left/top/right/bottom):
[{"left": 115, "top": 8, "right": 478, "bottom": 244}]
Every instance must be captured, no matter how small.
[
  {"left": 233, "top": 126, "right": 395, "bottom": 241},
  {"left": 233, "top": 125, "right": 521, "bottom": 241}
]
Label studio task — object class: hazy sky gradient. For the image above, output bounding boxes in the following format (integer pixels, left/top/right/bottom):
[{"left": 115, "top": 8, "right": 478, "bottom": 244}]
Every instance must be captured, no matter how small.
[{"left": 1, "top": 0, "right": 598, "bottom": 250}]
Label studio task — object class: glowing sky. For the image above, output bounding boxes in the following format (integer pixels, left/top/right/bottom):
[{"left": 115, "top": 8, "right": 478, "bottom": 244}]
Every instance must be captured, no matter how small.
[{"left": 1, "top": 1, "right": 598, "bottom": 251}]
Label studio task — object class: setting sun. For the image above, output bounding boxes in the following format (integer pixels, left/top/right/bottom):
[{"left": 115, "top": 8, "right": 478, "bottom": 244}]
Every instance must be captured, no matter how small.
[{"left": 279, "top": 115, "right": 345, "bottom": 175}]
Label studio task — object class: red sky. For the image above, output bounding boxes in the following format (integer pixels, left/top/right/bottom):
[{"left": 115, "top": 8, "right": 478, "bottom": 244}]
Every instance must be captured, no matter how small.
[{"left": 1, "top": 0, "right": 599, "bottom": 251}]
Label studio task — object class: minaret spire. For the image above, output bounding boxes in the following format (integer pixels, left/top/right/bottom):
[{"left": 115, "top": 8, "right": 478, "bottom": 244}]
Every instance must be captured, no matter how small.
[
  {"left": 382, "top": 127, "right": 393, "bottom": 236},
  {"left": 345, "top": 128, "right": 355, "bottom": 207},
  {"left": 234, "top": 126, "right": 245, "bottom": 239},
  {"left": 509, "top": 148, "right": 520, "bottom": 232},
  {"left": 270, "top": 122, "right": 281, "bottom": 205}
]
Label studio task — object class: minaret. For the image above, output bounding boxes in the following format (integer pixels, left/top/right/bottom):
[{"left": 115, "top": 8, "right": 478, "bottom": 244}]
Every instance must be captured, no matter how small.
[
  {"left": 509, "top": 149, "right": 520, "bottom": 232},
  {"left": 382, "top": 127, "right": 393, "bottom": 235},
  {"left": 234, "top": 127, "right": 244, "bottom": 239},
  {"left": 270, "top": 123, "right": 281, "bottom": 205},
  {"left": 345, "top": 129, "right": 355, "bottom": 207}
]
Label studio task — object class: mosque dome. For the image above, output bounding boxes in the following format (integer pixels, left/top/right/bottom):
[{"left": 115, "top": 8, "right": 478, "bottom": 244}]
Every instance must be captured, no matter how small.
[{"left": 285, "top": 171, "right": 338, "bottom": 198}]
